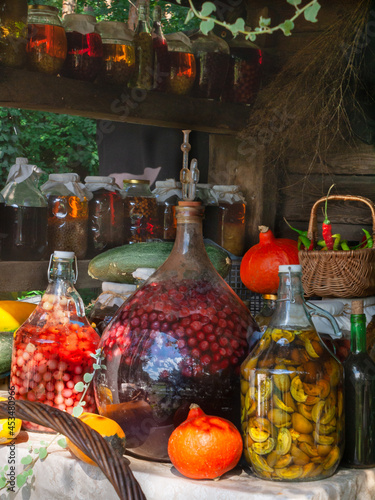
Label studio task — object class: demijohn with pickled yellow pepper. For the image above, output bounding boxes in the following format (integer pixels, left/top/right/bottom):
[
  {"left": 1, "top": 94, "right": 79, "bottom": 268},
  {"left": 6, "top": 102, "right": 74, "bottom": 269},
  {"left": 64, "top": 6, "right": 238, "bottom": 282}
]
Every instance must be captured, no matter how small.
[{"left": 241, "top": 264, "right": 344, "bottom": 481}]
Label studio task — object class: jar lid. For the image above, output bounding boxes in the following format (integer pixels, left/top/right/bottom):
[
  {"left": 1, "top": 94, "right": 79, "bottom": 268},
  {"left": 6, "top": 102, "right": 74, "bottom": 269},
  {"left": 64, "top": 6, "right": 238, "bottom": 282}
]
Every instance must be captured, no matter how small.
[
  {"left": 63, "top": 13, "right": 97, "bottom": 34},
  {"left": 84, "top": 176, "right": 115, "bottom": 184},
  {"left": 96, "top": 21, "right": 134, "bottom": 42},
  {"left": 102, "top": 282, "right": 137, "bottom": 293},
  {"left": 28, "top": 5, "right": 59, "bottom": 13},
  {"left": 123, "top": 179, "right": 150, "bottom": 185},
  {"left": 165, "top": 32, "right": 193, "bottom": 52},
  {"left": 53, "top": 250, "right": 75, "bottom": 259},
  {"left": 213, "top": 185, "right": 239, "bottom": 192},
  {"left": 279, "top": 264, "right": 302, "bottom": 273},
  {"left": 49, "top": 173, "right": 80, "bottom": 182}
]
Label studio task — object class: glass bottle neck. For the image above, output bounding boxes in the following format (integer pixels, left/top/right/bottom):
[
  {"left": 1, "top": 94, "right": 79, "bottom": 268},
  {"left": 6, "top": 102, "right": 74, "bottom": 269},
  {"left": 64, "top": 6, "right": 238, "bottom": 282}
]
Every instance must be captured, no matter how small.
[
  {"left": 350, "top": 313, "right": 367, "bottom": 353},
  {"left": 49, "top": 258, "right": 76, "bottom": 283},
  {"left": 136, "top": 6, "right": 149, "bottom": 33}
]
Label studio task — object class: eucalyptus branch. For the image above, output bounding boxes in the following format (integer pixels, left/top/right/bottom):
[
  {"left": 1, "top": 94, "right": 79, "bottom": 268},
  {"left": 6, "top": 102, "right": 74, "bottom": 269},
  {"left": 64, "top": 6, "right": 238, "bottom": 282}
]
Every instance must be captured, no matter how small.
[{"left": 182, "top": 0, "right": 321, "bottom": 39}]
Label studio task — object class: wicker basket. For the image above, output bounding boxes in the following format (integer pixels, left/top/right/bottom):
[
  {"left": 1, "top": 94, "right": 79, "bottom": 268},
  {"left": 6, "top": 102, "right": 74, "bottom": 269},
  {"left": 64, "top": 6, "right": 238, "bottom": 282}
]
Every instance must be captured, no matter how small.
[
  {"left": 0, "top": 400, "right": 146, "bottom": 500},
  {"left": 299, "top": 194, "right": 375, "bottom": 298}
]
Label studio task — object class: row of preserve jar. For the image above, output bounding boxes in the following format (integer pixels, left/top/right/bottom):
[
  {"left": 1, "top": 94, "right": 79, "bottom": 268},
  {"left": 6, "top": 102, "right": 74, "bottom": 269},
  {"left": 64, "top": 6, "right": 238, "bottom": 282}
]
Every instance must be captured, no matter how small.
[
  {"left": 0, "top": 160, "right": 247, "bottom": 261},
  {"left": 0, "top": 2, "right": 262, "bottom": 103}
]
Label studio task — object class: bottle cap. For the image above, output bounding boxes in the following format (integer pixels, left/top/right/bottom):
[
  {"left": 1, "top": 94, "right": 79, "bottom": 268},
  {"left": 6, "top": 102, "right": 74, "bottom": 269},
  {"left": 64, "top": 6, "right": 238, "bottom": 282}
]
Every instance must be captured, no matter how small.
[
  {"left": 84, "top": 176, "right": 115, "bottom": 184},
  {"left": 49, "top": 173, "right": 80, "bottom": 182},
  {"left": 53, "top": 251, "right": 75, "bottom": 259},
  {"left": 279, "top": 264, "right": 302, "bottom": 273},
  {"left": 351, "top": 299, "right": 364, "bottom": 315}
]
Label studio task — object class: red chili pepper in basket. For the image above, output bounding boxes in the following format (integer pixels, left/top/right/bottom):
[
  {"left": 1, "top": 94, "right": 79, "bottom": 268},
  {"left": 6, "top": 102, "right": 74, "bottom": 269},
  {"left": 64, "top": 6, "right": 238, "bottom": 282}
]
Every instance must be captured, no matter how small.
[{"left": 322, "top": 185, "right": 335, "bottom": 250}]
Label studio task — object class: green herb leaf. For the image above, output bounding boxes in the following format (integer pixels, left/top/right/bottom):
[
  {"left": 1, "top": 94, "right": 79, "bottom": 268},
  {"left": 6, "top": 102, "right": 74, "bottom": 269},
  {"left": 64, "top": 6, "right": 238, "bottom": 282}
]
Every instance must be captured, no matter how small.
[
  {"left": 259, "top": 16, "right": 271, "bottom": 27},
  {"left": 0, "top": 477, "right": 6, "bottom": 488},
  {"left": 3, "top": 466, "right": 8, "bottom": 472},
  {"left": 83, "top": 372, "right": 94, "bottom": 383},
  {"left": 280, "top": 19, "right": 294, "bottom": 36},
  {"left": 39, "top": 447, "right": 48, "bottom": 460},
  {"left": 200, "top": 2, "right": 216, "bottom": 16},
  {"left": 74, "top": 382, "right": 85, "bottom": 392},
  {"left": 16, "top": 472, "right": 28, "bottom": 489},
  {"left": 200, "top": 19, "right": 215, "bottom": 35},
  {"left": 27, "top": 469, "right": 33, "bottom": 477},
  {"left": 93, "top": 363, "right": 102, "bottom": 370},
  {"left": 228, "top": 18, "right": 245, "bottom": 36},
  {"left": 57, "top": 437, "right": 67, "bottom": 449},
  {"left": 185, "top": 9, "right": 194, "bottom": 24},
  {"left": 304, "top": 2, "right": 321, "bottom": 23},
  {"left": 73, "top": 406, "right": 83, "bottom": 418},
  {"left": 20, "top": 455, "right": 33, "bottom": 465},
  {"left": 287, "top": 0, "right": 302, "bottom": 5}
]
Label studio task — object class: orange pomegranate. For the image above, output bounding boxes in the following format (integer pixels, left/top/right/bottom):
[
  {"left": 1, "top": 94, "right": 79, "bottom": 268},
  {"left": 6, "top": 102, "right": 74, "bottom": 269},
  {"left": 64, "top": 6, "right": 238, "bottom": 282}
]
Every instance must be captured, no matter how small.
[{"left": 168, "top": 404, "right": 243, "bottom": 479}]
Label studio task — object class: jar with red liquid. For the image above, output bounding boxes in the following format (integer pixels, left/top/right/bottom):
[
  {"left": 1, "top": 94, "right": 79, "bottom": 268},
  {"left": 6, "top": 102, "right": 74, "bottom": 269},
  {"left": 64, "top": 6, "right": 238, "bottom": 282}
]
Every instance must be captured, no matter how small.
[
  {"left": 0, "top": 0, "right": 28, "bottom": 68},
  {"left": 94, "top": 201, "right": 258, "bottom": 461},
  {"left": 122, "top": 179, "right": 160, "bottom": 243},
  {"left": 96, "top": 20, "right": 135, "bottom": 86},
  {"left": 221, "top": 35, "right": 262, "bottom": 105},
  {"left": 191, "top": 31, "right": 230, "bottom": 100},
  {"left": 84, "top": 176, "right": 125, "bottom": 258},
  {"left": 41, "top": 173, "right": 90, "bottom": 259},
  {"left": 11, "top": 251, "right": 100, "bottom": 432},
  {"left": 26, "top": 4, "right": 67, "bottom": 75},
  {"left": 151, "top": 5, "right": 169, "bottom": 92},
  {"left": 62, "top": 13, "right": 103, "bottom": 82},
  {"left": 152, "top": 179, "right": 182, "bottom": 241},
  {"left": 165, "top": 33, "right": 196, "bottom": 95}
]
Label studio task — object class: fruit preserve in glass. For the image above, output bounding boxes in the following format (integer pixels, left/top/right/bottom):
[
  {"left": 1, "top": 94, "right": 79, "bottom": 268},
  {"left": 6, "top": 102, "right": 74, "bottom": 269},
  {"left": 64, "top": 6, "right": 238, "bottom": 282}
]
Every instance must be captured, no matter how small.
[
  {"left": 241, "top": 265, "right": 344, "bottom": 481},
  {"left": 94, "top": 201, "right": 258, "bottom": 461},
  {"left": 11, "top": 251, "right": 100, "bottom": 432}
]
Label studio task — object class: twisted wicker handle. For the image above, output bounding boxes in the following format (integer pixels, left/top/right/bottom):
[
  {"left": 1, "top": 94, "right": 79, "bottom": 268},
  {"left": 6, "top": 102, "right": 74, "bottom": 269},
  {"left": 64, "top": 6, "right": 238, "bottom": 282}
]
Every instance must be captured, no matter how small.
[
  {"left": 307, "top": 194, "right": 375, "bottom": 247},
  {"left": 0, "top": 400, "right": 146, "bottom": 500}
]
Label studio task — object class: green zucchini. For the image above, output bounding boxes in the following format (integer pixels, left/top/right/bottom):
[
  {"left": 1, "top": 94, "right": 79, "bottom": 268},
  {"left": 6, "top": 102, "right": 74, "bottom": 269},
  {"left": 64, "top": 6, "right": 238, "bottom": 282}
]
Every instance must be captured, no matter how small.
[
  {"left": 0, "top": 331, "right": 13, "bottom": 378},
  {"left": 88, "top": 241, "right": 232, "bottom": 284}
]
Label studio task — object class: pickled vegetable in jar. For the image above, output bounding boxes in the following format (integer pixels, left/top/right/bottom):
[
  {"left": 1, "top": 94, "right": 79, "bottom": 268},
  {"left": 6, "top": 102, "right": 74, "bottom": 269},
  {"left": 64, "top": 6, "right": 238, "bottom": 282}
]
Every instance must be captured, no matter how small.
[
  {"left": 94, "top": 201, "right": 258, "bottom": 461},
  {"left": 132, "top": 2, "right": 154, "bottom": 90},
  {"left": 11, "top": 251, "right": 100, "bottom": 432},
  {"left": 62, "top": 13, "right": 103, "bottom": 82},
  {"left": 241, "top": 265, "right": 344, "bottom": 481},
  {"left": 96, "top": 21, "right": 135, "bottom": 86},
  {"left": 122, "top": 179, "right": 160, "bottom": 243},
  {"left": 165, "top": 33, "right": 196, "bottom": 95},
  {"left": 0, "top": 0, "right": 27, "bottom": 68},
  {"left": 41, "top": 173, "right": 90, "bottom": 259},
  {"left": 26, "top": 4, "right": 67, "bottom": 75}
]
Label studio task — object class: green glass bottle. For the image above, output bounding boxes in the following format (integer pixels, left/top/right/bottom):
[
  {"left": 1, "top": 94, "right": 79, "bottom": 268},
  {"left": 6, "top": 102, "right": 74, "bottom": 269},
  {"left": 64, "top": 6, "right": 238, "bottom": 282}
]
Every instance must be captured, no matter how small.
[
  {"left": 342, "top": 299, "right": 375, "bottom": 468},
  {"left": 132, "top": 1, "right": 154, "bottom": 90}
]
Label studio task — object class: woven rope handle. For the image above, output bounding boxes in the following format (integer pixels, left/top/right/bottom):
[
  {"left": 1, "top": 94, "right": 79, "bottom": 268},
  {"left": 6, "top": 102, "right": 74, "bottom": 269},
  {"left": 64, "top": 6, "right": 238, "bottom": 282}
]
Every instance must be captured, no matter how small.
[
  {"left": 307, "top": 194, "right": 375, "bottom": 247},
  {"left": 0, "top": 400, "right": 146, "bottom": 500}
]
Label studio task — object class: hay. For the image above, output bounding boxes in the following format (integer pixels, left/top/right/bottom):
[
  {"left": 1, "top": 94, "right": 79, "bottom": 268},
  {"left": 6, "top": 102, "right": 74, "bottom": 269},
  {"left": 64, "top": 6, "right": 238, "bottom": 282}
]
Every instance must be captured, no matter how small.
[{"left": 239, "top": 0, "right": 372, "bottom": 167}]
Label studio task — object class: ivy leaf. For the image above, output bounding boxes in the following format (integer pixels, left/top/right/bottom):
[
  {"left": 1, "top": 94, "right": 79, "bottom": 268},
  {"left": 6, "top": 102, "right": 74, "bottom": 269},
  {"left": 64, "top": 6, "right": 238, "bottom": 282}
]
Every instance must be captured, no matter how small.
[
  {"left": 74, "top": 382, "right": 85, "bottom": 392},
  {"left": 287, "top": 0, "right": 302, "bottom": 5},
  {"left": 73, "top": 406, "right": 83, "bottom": 418},
  {"left": 228, "top": 18, "right": 245, "bottom": 36},
  {"left": 57, "top": 438, "right": 67, "bottom": 449},
  {"left": 16, "top": 472, "right": 28, "bottom": 489},
  {"left": 200, "top": 2, "right": 216, "bottom": 17},
  {"left": 304, "top": 2, "right": 321, "bottom": 23},
  {"left": 92, "top": 363, "right": 101, "bottom": 370},
  {"left": 185, "top": 9, "right": 194, "bottom": 24},
  {"left": 248, "top": 34, "right": 257, "bottom": 42},
  {"left": 0, "top": 477, "right": 6, "bottom": 488},
  {"left": 27, "top": 469, "right": 33, "bottom": 477},
  {"left": 259, "top": 16, "right": 271, "bottom": 27},
  {"left": 39, "top": 447, "right": 48, "bottom": 460},
  {"left": 20, "top": 455, "right": 33, "bottom": 465},
  {"left": 83, "top": 372, "right": 94, "bottom": 383},
  {"left": 200, "top": 19, "right": 215, "bottom": 35},
  {"left": 280, "top": 19, "right": 294, "bottom": 36}
]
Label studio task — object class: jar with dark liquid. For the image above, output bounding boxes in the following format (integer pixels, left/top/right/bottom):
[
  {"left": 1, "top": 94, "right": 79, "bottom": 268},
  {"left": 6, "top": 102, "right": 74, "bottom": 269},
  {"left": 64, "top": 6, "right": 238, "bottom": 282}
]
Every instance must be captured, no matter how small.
[
  {"left": 165, "top": 33, "right": 196, "bottom": 95},
  {"left": 151, "top": 5, "right": 169, "bottom": 92},
  {"left": 0, "top": 0, "right": 27, "bottom": 68},
  {"left": 94, "top": 201, "right": 258, "bottom": 461},
  {"left": 62, "top": 13, "right": 103, "bottom": 82},
  {"left": 26, "top": 4, "right": 67, "bottom": 75},
  {"left": 0, "top": 157, "right": 48, "bottom": 261}
]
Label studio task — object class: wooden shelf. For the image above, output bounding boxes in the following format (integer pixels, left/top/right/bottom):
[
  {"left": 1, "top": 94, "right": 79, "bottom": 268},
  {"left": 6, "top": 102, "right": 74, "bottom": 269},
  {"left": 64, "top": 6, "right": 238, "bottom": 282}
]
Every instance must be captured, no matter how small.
[
  {"left": 0, "top": 260, "right": 100, "bottom": 292},
  {"left": 0, "top": 67, "right": 251, "bottom": 135}
]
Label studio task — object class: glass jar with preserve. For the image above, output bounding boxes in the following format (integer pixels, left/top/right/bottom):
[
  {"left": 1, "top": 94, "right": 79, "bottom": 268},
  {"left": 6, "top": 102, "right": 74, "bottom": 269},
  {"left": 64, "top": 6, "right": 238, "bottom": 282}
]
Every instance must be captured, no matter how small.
[
  {"left": 152, "top": 179, "right": 182, "bottom": 241},
  {"left": 41, "top": 173, "right": 90, "bottom": 259},
  {"left": 0, "top": 0, "right": 28, "bottom": 68},
  {"left": 122, "top": 179, "right": 160, "bottom": 243},
  {"left": 94, "top": 201, "right": 258, "bottom": 461},
  {"left": 241, "top": 265, "right": 344, "bottom": 481},
  {"left": 62, "top": 13, "right": 103, "bottom": 82},
  {"left": 96, "top": 21, "right": 135, "bottom": 86},
  {"left": 26, "top": 4, "right": 67, "bottom": 75},
  {"left": 221, "top": 34, "right": 262, "bottom": 105},
  {"left": 11, "top": 251, "right": 100, "bottom": 432},
  {"left": 165, "top": 33, "right": 196, "bottom": 95}
]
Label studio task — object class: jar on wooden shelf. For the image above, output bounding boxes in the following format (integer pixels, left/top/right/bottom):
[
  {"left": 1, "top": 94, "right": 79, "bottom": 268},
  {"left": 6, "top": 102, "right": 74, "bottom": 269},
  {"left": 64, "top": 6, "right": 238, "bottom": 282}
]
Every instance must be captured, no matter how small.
[
  {"left": 26, "top": 4, "right": 67, "bottom": 75},
  {"left": 152, "top": 179, "right": 182, "bottom": 241},
  {"left": 190, "top": 31, "right": 230, "bottom": 100},
  {"left": 221, "top": 34, "right": 262, "bottom": 105},
  {"left": 11, "top": 250, "right": 100, "bottom": 432},
  {"left": 96, "top": 20, "right": 135, "bottom": 86},
  {"left": 0, "top": 0, "right": 28, "bottom": 68},
  {"left": 94, "top": 201, "right": 258, "bottom": 461},
  {"left": 165, "top": 33, "right": 196, "bottom": 95},
  {"left": 62, "top": 13, "right": 103, "bottom": 82}
]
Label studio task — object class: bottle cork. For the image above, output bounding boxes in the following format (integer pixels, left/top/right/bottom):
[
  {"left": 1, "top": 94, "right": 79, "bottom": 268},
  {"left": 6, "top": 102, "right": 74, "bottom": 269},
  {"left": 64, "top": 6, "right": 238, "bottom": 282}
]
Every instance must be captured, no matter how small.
[{"left": 351, "top": 299, "right": 364, "bottom": 315}]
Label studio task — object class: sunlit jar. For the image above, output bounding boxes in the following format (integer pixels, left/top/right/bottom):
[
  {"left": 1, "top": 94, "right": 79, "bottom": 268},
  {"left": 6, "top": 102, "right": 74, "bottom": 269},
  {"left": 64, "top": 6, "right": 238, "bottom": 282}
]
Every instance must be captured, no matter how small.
[
  {"left": 221, "top": 34, "right": 262, "bottom": 105},
  {"left": 122, "top": 179, "right": 160, "bottom": 243},
  {"left": 26, "top": 4, "right": 67, "bottom": 75},
  {"left": 191, "top": 31, "right": 230, "bottom": 100},
  {"left": 165, "top": 33, "right": 196, "bottom": 95},
  {"left": 96, "top": 20, "right": 135, "bottom": 86},
  {"left": 152, "top": 179, "right": 182, "bottom": 241},
  {"left": 196, "top": 183, "right": 218, "bottom": 241},
  {"left": 11, "top": 251, "right": 100, "bottom": 432},
  {"left": 0, "top": 0, "right": 28, "bottom": 68},
  {"left": 61, "top": 13, "right": 103, "bottom": 82}
]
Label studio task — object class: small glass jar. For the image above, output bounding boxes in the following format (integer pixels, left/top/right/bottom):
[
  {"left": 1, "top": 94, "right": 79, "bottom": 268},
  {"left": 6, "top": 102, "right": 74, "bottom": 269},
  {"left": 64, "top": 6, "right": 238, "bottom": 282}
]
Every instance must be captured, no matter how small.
[
  {"left": 122, "top": 180, "right": 159, "bottom": 243},
  {"left": 26, "top": 4, "right": 67, "bottom": 75},
  {"left": 0, "top": 0, "right": 28, "bottom": 68},
  {"left": 96, "top": 21, "right": 135, "bottom": 86},
  {"left": 191, "top": 31, "right": 230, "bottom": 100},
  {"left": 152, "top": 179, "right": 182, "bottom": 241},
  {"left": 62, "top": 13, "right": 103, "bottom": 82},
  {"left": 221, "top": 35, "right": 262, "bottom": 105},
  {"left": 196, "top": 183, "right": 218, "bottom": 241},
  {"left": 165, "top": 33, "right": 196, "bottom": 95},
  {"left": 41, "top": 173, "right": 90, "bottom": 259}
]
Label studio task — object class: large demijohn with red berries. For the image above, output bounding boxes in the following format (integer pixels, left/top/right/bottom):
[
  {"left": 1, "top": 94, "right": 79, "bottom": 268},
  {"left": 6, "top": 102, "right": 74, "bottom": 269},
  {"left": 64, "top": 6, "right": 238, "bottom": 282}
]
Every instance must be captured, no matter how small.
[{"left": 94, "top": 200, "right": 258, "bottom": 460}]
